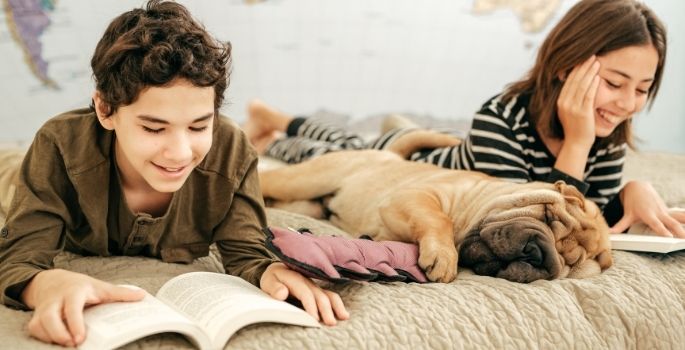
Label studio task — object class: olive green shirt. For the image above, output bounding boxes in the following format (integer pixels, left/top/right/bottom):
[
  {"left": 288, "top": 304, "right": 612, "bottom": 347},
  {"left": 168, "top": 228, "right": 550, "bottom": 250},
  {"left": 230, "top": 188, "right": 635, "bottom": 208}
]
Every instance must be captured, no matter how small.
[{"left": 0, "top": 108, "right": 277, "bottom": 309}]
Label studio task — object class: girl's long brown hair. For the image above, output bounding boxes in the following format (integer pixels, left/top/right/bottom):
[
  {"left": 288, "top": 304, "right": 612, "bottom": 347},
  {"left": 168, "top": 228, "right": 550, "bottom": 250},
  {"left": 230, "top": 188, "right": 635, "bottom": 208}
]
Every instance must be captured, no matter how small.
[{"left": 503, "top": 0, "right": 666, "bottom": 149}]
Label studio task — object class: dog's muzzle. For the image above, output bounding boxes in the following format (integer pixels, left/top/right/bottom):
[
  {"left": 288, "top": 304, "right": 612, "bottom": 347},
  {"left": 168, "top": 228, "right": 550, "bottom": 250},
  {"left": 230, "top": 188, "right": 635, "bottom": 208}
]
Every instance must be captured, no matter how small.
[{"left": 458, "top": 217, "right": 563, "bottom": 283}]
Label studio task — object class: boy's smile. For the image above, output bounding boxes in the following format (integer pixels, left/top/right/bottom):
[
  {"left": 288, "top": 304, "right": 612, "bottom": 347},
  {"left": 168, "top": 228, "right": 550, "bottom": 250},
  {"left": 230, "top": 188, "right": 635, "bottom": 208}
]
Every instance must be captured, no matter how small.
[{"left": 95, "top": 78, "right": 215, "bottom": 195}]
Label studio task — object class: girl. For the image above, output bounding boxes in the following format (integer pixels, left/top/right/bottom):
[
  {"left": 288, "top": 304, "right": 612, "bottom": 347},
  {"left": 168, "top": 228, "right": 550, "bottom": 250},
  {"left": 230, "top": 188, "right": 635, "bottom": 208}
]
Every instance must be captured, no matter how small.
[{"left": 244, "top": 0, "right": 685, "bottom": 238}]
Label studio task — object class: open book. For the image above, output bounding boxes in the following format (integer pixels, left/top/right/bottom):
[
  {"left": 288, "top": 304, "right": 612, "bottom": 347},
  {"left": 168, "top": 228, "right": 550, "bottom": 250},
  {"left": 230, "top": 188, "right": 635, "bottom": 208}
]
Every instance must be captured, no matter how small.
[
  {"left": 610, "top": 222, "right": 685, "bottom": 253},
  {"left": 78, "top": 272, "right": 320, "bottom": 350}
]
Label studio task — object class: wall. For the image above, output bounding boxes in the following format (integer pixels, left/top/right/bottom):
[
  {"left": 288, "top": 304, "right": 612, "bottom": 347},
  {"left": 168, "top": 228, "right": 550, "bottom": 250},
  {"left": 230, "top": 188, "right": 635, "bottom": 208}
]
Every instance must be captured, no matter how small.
[{"left": 0, "top": 0, "right": 682, "bottom": 153}]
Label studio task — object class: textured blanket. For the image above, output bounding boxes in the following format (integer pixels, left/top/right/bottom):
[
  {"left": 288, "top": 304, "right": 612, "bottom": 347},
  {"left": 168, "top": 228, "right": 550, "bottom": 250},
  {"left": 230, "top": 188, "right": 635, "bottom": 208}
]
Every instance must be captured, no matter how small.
[{"left": 1, "top": 150, "right": 684, "bottom": 349}]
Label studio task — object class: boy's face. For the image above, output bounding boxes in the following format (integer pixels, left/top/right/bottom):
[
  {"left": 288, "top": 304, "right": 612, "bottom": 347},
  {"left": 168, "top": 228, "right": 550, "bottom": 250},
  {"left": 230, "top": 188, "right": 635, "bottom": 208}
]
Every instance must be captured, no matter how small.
[{"left": 95, "top": 79, "right": 215, "bottom": 193}]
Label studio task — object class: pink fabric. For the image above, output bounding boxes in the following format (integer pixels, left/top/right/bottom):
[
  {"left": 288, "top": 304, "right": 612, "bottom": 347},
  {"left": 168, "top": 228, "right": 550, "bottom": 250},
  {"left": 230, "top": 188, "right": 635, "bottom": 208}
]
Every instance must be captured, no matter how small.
[{"left": 265, "top": 226, "right": 428, "bottom": 283}]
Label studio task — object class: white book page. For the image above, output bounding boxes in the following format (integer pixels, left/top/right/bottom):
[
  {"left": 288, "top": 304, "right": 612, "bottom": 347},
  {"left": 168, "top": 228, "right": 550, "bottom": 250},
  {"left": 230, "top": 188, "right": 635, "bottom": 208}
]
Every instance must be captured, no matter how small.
[
  {"left": 79, "top": 292, "right": 210, "bottom": 350},
  {"left": 610, "top": 234, "right": 685, "bottom": 253},
  {"left": 156, "top": 272, "right": 319, "bottom": 348}
]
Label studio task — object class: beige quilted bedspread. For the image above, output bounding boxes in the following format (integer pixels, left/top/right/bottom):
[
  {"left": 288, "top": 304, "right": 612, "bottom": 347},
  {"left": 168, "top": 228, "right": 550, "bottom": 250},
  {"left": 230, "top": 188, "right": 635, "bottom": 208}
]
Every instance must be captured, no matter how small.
[{"left": 1, "top": 150, "right": 684, "bottom": 349}]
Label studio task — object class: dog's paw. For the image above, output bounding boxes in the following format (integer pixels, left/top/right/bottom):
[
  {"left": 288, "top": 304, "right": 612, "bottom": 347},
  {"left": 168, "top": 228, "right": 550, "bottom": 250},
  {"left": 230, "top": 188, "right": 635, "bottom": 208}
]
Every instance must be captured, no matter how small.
[{"left": 418, "top": 236, "right": 458, "bottom": 283}]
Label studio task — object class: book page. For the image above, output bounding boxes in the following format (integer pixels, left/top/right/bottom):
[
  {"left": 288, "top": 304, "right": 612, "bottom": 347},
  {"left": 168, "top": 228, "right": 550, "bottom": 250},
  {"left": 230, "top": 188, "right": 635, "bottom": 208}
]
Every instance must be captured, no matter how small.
[
  {"left": 609, "top": 234, "right": 685, "bottom": 253},
  {"left": 156, "top": 272, "right": 319, "bottom": 348},
  {"left": 79, "top": 292, "right": 210, "bottom": 350}
]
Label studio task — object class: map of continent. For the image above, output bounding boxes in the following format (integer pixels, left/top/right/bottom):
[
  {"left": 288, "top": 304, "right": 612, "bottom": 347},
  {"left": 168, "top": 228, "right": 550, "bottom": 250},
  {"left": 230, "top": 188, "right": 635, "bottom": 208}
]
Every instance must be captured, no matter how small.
[
  {"left": 2, "top": 0, "right": 56, "bottom": 87},
  {"left": 0, "top": 0, "right": 563, "bottom": 90},
  {"left": 473, "top": 0, "right": 562, "bottom": 33}
]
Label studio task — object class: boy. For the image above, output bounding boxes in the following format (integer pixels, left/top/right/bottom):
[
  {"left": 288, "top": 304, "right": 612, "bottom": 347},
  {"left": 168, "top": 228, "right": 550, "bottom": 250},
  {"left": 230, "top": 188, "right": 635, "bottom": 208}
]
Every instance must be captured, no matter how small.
[{"left": 0, "top": 1, "right": 348, "bottom": 347}]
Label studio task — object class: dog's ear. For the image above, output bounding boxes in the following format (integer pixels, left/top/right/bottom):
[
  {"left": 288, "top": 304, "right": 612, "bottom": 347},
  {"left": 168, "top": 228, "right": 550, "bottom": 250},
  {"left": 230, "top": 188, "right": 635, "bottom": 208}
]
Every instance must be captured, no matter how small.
[{"left": 554, "top": 181, "right": 585, "bottom": 210}]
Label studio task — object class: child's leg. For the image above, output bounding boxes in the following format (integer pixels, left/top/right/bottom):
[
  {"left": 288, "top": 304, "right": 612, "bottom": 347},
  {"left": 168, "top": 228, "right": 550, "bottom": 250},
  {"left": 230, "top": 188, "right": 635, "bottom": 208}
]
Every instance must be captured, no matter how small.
[
  {"left": 285, "top": 118, "right": 366, "bottom": 149},
  {"left": 0, "top": 149, "right": 24, "bottom": 218},
  {"left": 245, "top": 99, "right": 366, "bottom": 163},
  {"left": 244, "top": 99, "right": 293, "bottom": 154},
  {"left": 265, "top": 137, "right": 347, "bottom": 164},
  {"left": 370, "top": 114, "right": 465, "bottom": 169},
  {"left": 408, "top": 144, "right": 465, "bottom": 170}
]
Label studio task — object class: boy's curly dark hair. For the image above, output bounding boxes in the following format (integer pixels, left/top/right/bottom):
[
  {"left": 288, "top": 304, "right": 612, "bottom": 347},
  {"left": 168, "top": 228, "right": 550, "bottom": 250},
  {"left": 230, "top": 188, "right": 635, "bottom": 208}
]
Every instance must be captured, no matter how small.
[{"left": 90, "top": 0, "right": 230, "bottom": 116}]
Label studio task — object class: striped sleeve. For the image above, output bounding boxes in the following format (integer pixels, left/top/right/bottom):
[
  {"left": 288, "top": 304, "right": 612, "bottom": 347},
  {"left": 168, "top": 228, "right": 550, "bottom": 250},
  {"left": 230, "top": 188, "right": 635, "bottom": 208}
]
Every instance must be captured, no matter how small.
[
  {"left": 546, "top": 169, "right": 590, "bottom": 194},
  {"left": 457, "top": 96, "right": 531, "bottom": 183},
  {"left": 584, "top": 143, "right": 627, "bottom": 209}
]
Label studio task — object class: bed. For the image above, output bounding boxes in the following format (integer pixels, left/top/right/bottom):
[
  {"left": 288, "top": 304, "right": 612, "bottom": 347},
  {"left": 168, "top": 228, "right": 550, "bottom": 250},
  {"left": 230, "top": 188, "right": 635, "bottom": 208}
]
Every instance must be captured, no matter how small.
[{"left": 1, "top": 148, "right": 684, "bottom": 349}]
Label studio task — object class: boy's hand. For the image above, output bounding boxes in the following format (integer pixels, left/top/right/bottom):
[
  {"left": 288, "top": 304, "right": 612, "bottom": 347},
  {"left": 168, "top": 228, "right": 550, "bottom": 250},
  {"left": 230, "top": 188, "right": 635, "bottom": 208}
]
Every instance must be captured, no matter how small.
[
  {"left": 21, "top": 269, "right": 146, "bottom": 347},
  {"left": 260, "top": 262, "right": 349, "bottom": 326}
]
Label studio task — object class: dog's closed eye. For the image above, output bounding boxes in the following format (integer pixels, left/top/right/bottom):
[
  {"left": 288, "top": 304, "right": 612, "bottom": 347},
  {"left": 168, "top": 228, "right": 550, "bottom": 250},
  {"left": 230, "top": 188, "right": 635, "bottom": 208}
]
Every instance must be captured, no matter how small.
[{"left": 544, "top": 205, "right": 554, "bottom": 225}]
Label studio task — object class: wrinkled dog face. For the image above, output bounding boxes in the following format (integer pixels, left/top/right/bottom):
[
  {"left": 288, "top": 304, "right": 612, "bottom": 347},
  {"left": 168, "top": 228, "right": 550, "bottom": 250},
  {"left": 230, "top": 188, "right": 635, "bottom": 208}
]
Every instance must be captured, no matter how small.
[{"left": 458, "top": 182, "right": 613, "bottom": 283}]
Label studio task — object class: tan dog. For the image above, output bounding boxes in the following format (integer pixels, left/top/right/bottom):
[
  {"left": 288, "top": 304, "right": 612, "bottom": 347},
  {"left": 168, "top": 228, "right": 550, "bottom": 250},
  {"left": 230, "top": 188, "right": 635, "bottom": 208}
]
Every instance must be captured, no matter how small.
[{"left": 259, "top": 149, "right": 613, "bottom": 283}]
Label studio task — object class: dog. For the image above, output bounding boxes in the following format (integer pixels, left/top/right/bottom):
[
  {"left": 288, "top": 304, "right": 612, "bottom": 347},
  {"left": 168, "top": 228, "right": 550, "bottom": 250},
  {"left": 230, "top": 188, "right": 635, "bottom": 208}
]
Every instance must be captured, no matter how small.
[{"left": 259, "top": 134, "right": 612, "bottom": 283}]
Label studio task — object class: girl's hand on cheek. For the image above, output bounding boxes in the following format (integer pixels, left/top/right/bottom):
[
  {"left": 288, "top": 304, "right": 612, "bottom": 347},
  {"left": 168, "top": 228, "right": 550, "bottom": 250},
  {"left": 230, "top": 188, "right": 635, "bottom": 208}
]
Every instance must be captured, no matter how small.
[
  {"left": 556, "top": 55, "right": 600, "bottom": 151},
  {"left": 610, "top": 180, "right": 685, "bottom": 238}
]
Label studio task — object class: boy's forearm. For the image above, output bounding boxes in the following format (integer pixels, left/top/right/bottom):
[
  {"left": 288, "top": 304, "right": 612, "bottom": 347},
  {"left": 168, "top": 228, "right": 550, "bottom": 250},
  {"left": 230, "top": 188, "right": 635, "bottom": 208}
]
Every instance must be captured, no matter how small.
[
  {"left": 216, "top": 239, "right": 278, "bottom": 287},
  {"left": 0, "top": 265, "right": 44, "bottom": 310},
  {"left": 19, "top": 270, "right": 47, "bottom": 309},
  {"left": 0, "top": 223, "right": 64, "bottom": 309}
]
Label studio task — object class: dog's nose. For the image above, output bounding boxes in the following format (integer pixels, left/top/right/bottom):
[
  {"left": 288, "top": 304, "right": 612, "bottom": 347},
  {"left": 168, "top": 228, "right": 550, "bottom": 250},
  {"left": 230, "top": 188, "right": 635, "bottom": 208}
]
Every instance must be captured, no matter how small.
[{"left": 522, "top": 240, "right": 543, "bottom": 266}]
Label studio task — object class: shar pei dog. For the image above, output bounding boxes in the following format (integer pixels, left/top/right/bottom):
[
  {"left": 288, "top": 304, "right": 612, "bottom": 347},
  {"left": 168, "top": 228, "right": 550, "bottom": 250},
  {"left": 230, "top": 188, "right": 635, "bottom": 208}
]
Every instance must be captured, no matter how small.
[{"left": 259, "top": 147, "right": 613, "bottom": 283}]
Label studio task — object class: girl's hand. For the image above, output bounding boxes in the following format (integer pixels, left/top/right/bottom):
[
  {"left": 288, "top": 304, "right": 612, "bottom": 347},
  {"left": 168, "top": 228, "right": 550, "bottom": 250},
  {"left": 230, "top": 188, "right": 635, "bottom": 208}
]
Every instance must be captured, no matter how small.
[
  {"left": 260, "top": 262, "right": 349, "bottom": 326},
  {"left": 610, "top": 180, "right": 685, "bottom": 238},
  {"left": 556, "top": 55, "right": 601, "bottom": 151}
]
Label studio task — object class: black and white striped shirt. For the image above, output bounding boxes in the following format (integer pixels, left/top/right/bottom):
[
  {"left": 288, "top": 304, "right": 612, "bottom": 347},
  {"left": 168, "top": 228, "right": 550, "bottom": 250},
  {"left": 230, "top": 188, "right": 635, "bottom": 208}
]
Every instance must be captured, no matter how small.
[
  {"left": 409, "top": 92, "right": 625, "bottom": 210},
  {"left": 265, "top": 92, "right": 625, "bottom": 220}
]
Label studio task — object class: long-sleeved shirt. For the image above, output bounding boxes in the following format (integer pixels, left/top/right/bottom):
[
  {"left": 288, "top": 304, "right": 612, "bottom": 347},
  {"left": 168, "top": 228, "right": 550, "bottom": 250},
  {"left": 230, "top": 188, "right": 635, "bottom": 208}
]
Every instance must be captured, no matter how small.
[
  {"left": 407, "top": 92, "right": 625, "bottom": 222},
  {"left": 264, "top": 91, "right": 625, "bottom": 224},
  {"left": 0, "top": 108, "right": 277, "bottom": 309}
]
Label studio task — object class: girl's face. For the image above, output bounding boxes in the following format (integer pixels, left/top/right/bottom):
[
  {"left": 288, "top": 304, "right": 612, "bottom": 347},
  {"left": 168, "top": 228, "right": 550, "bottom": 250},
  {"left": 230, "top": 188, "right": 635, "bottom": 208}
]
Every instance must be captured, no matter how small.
[
  {"left": 593, "top": 44, "right": 659, "bottom": 137},
  {"left": 95, "top": 78, "right": 215, "bottom": 194}
]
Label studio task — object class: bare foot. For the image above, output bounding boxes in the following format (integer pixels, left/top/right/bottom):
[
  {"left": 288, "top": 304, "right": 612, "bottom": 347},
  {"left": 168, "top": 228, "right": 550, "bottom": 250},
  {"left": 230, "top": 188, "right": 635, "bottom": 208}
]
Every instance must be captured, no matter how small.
[
  {"left": 244, "top": 99, "right": 292, "bottom": 154},
  {"left": 380, "top": 114, "right": 420, "bottom": 134}
]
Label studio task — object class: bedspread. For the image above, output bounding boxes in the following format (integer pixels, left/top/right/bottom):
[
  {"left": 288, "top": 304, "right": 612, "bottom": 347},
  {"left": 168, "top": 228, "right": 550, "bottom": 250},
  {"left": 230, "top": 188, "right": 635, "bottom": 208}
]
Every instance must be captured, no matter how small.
[{"left": 1, "top": 150, "right": 684, "bottom": 349}]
